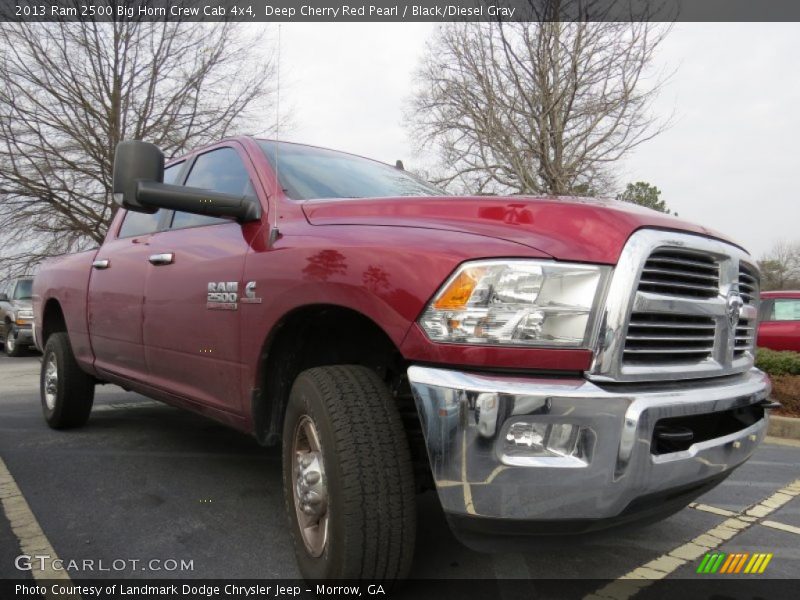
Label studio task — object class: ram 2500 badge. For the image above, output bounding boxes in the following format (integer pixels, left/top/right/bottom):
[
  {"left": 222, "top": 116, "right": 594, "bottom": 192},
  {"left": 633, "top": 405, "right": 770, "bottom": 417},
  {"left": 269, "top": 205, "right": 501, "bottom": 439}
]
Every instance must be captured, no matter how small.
[{"left": 32, "top": 137, "right": 773, "bottom": 579}]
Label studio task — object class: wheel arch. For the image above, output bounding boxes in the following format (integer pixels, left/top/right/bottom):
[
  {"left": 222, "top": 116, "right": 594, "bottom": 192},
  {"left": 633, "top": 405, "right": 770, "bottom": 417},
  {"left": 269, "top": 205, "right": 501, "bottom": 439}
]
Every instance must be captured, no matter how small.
[
  {"left": 41, "top": 298, "right": 68, "bottom": 347},
  {"left": 252, "top": 303, "right": 411, "bottom": 446}
]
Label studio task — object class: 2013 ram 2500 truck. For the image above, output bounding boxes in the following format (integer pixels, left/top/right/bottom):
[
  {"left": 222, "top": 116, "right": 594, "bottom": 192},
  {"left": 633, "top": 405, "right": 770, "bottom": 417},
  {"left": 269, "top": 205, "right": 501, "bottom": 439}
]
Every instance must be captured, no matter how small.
[{"left": 32, "top": 137, "right": 773, "bottom": 580}]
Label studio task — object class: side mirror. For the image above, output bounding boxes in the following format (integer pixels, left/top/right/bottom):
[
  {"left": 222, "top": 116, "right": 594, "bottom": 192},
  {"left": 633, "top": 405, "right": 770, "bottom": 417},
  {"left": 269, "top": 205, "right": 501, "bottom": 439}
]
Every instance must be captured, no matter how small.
[
  {"left": 112, "top": 141, "right": 261, "bottom": 222},
  {"left": 113, "top": 140, "right": 164, "bottom": 214},
  {"left": 0, "top": 292, "right": 7, "bottom": 302}
]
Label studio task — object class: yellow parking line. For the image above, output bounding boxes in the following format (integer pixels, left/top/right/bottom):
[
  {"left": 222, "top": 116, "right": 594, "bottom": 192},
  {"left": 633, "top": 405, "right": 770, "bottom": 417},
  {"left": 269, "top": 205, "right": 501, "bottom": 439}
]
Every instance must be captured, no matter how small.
[
  {"left": 0, "top": 456, "right": 79, "bottom": 599},
  {"left": 689, "top": 502, "right": 737, "bottom": 517},
  {"left": 585, "top": 478, "right": 800, "bottom": 600},
  {"left": 761, "top": 519, "right": 800, "bottom": 536}
]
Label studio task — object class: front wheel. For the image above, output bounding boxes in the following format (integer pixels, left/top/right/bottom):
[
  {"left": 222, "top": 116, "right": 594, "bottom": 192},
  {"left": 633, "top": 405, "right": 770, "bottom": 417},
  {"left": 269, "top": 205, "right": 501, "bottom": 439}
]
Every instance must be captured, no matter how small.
[
  {"left": 40, "top": 332, "right": 95, "bottom": 429},
  {"left": 3, "top": 323, "right": 24, "bottom": 357},
  {"left": 282, "top": 365, "right": 416, "bottom": 580}
]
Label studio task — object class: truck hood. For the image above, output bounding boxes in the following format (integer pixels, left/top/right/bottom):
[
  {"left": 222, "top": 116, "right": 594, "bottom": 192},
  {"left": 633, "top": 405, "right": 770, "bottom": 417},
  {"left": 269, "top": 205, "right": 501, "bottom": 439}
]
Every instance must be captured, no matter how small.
[
  {"left": 302, "top": 195, "right": 742, "bottom": 265},
  {"left": 6, "top": 299, "right": 32, "bottom": 311}
]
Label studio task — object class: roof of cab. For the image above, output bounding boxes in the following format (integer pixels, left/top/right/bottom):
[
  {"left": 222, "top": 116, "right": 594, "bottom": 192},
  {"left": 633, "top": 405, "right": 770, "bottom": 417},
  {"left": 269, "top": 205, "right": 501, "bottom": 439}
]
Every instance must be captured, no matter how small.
[{"left": 761, "top": 290, "right": 800, "bottom": 298}]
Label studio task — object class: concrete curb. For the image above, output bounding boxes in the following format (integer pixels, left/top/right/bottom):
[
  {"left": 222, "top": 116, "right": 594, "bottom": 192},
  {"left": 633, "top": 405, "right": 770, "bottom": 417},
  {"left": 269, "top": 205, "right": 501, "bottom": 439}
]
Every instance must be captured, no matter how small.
[{"left": 768, "top": 415, "right": 800, "bottom": 441}]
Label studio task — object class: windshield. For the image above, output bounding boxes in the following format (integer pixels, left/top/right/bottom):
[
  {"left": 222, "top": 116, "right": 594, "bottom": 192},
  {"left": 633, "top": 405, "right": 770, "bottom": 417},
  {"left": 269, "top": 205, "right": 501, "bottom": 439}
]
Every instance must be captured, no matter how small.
[
  {"left": 259, "top": 141, "right": 444, "bottom": 200},
  {"left": 13, "top": 279, "right": 32, "bottom": 300}
]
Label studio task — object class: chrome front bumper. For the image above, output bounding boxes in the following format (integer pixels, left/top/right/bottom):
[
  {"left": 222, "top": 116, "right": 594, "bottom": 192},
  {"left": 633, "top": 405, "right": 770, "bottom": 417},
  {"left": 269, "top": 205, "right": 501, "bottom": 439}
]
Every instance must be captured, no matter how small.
[
  {"left": 408, "top": 366, "right": 771, "bottom": 528},
  {"left": 16, "top": 325, "right": 34, "bottom": 346}
]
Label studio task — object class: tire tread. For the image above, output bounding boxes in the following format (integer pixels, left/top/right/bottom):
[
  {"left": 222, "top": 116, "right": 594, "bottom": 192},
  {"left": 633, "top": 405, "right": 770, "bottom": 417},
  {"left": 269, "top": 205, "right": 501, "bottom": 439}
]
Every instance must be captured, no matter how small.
[
  {"left": 291, "top": 365, "right": 415, "bottom": 580},
  {"left": 42, "top": 332, "right": 94, "bottom": 429}
]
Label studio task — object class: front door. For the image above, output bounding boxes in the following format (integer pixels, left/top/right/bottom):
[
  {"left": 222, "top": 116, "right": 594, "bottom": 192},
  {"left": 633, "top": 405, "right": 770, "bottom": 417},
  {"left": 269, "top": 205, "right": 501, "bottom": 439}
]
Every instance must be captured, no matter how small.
[{"left": 142, "top": 145, "right": 261, "bottom": 412}]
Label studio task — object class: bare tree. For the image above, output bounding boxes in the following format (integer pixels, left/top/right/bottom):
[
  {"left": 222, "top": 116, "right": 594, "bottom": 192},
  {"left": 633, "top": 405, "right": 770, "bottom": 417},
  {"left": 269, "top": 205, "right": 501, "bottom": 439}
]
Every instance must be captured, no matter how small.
[
  {"left": 0, "top": 19, "right": 280, "bottom": 278},
  {"left": 408, "top": 21, "right": 670, "bottom": 196},
  {"left": 759, "top": 240, "right": 800, "bottom": 291}
]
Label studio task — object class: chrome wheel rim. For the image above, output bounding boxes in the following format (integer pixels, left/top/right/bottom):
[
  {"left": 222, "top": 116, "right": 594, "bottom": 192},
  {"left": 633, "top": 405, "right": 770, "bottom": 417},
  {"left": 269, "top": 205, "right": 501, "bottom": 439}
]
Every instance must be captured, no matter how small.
[
  {"left": 5, "top": 331, "right": 15, "bottom": 353},
  {"left": 44, "top": 354, "right": 58, "bottom": 410},
  {"left": 291, "top": 415, "right": 329, "bottom": 557}
]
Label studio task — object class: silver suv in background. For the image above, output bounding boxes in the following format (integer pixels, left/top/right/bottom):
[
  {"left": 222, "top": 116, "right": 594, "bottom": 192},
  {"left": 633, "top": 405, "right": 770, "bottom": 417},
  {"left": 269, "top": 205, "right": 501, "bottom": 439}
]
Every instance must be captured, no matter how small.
[{"left": 0, "top": 277, "right": 35, "bottom": 357}]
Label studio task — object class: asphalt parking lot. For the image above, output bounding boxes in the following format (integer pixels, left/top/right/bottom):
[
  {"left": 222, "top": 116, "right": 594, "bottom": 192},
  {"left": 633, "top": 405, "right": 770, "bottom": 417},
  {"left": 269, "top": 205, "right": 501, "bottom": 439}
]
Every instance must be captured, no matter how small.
[{"left": 1, "top": 352, "right": 799, "bottom": 592}]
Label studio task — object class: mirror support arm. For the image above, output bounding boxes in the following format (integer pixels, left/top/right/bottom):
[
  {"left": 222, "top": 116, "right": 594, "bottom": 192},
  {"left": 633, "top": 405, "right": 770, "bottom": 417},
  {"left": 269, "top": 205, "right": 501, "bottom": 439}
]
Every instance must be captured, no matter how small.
[{"left": 136, "top": 182, "right": 261, "bottom": 222}]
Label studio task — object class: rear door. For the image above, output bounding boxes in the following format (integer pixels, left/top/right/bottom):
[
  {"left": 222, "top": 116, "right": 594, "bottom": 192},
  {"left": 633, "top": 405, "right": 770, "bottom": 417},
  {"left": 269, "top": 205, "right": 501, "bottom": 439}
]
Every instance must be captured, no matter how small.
[
  {"left": 87, "top": 164, "right": 184, "bottom": 380},
  {"left": 142, "top": 144, "right": 261, "bottom": 412}
]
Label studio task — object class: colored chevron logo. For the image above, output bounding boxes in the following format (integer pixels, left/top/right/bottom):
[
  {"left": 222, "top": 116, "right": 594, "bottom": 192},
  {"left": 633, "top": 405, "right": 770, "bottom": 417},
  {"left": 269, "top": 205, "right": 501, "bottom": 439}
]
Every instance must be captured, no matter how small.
[{"left": 696, "top": 552, "right": 773, "bottom": 574}]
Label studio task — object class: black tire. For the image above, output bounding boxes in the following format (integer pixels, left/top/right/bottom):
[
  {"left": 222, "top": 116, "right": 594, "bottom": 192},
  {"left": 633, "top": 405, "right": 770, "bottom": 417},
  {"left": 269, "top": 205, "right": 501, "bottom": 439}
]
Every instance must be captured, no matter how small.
[
  {"left": 3, "top": 322, "right": 25, "bottom": 357},
  {"left": 40, "top": 332, "right": 95, "bottom": 429},
  {"left": 282, "top": 365, "right": 416, "bottom": 580}
]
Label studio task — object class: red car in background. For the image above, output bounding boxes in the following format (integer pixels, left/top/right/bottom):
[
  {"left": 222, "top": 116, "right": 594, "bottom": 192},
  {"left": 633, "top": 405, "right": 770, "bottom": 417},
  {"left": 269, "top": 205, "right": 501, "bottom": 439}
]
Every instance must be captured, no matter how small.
[{"left": 758, "top": 291, "right": 800, "bottom": 352}]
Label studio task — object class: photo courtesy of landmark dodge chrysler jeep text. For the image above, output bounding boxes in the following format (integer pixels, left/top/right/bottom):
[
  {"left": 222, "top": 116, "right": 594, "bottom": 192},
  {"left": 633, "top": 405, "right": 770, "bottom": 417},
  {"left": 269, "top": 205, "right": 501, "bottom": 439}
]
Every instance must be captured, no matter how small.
[{"left": 32, "top": 138, "right": 774, "bottom": 580}]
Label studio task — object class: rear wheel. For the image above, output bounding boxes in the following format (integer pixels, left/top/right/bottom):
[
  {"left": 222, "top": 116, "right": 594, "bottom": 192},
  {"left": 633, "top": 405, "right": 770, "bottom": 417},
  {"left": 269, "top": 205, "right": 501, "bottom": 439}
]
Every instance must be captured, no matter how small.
[
  {"left": 3, "top": 323, "right": 24, "bottom": 357},
  {"left": 282, "top": 365, "right": 416, "bottom": 580},
  {"left": 40, "top": 332, "right": 95, "bottom": 429}
]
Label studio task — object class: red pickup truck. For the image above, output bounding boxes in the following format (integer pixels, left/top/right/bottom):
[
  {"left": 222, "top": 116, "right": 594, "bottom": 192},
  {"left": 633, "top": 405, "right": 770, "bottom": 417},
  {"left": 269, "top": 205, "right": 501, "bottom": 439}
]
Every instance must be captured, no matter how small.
[{"left": 32, "top": 137, "right": 772, "bottom": 580}]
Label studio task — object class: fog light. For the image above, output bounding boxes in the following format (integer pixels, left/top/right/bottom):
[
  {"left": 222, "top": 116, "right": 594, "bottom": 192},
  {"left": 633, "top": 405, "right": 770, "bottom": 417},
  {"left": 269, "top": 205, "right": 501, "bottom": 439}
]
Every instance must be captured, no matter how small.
[
  {"left": 506, "top": 422, "right": 548, "bottom": 448},
  {"left": 502, "top": 421, "right": 592, "bottom": 467},
  {"left": 546, "top": 423, "right": 580, "bottom": 455}
]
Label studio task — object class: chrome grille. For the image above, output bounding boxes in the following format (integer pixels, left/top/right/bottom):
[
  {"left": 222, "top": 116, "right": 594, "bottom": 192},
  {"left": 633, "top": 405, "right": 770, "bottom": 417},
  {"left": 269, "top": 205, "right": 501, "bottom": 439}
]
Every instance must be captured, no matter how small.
[
  {"left": 638, "top": 248, "right": 720, "bottom": 299},
  {"left": 738, "top": 263, "right": 759, "bottom": 304},
  {"left": 624, "top": 313, "right": 716, "bottom": 364},
  {"left": 588, "top": 229, "right": 761, "bottom": 383},
  {"left": 734, "top": 318, "right": 754, "bottom": 358}
]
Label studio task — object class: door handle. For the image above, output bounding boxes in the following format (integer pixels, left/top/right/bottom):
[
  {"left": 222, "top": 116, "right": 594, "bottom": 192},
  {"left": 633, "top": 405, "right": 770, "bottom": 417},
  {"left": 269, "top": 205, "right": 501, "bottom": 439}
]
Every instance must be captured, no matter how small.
[
  {"left": 148, "top": 253, "right": 174, "bottom": 266},
  {"left": 92, "top": 259, "right": 110, "bottom": 270}
]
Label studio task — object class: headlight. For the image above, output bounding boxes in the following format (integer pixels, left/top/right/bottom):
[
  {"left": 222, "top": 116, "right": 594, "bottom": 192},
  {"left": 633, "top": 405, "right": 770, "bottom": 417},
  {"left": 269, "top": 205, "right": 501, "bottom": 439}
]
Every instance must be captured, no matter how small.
[
  {"left": 419, "top": 259, "right": 610, "bottom": 348},
  {"left": 15, "top": 309, "right": 33, "bottom": 324}
]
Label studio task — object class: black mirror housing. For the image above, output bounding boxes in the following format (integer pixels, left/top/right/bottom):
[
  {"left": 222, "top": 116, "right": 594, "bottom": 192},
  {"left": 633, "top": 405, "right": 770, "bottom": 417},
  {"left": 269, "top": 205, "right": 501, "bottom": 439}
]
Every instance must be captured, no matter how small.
[
  {"left": 0, "top": 292, "right": 8, "bottom": 302},
  {"left": 113, "top": 139, "right": 261, "bottom": 222},
  {"left": 113, "top": 141, "right": 164, "bottom": 213}
]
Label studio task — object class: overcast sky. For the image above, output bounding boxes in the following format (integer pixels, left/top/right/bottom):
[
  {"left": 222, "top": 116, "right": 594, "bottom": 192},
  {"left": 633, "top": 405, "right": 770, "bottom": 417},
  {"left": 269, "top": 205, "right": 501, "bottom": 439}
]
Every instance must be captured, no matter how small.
[{"left": 273, "top": 22, "right": 799, "bottom": 259}]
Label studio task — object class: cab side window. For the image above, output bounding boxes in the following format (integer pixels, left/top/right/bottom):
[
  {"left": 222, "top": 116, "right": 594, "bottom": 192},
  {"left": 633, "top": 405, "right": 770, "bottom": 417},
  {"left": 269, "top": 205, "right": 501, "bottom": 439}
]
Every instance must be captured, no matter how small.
[
  {"left": 769, "top": 299, "right": 800, "bottom": 321},
  {"left": 118, "top": 208, "right": 162, "bottom": 239},
  {"left": 118, "top": 163, "right": 183, "bottom": 238},
  {"left": 171, "top": 147, "right": 254, "bottom": 230}
]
